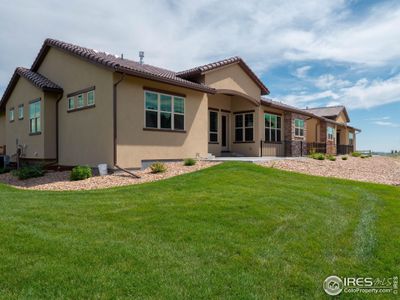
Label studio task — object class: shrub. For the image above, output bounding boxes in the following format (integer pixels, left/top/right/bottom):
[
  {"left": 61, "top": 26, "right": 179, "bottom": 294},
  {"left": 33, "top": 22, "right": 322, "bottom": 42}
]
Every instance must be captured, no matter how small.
[
  {"left": 70, "top": 165, "right": 92, "bottom": 181},
  {"left": 309, "top": 153, "right": 325, "bottom": 160},
  {"left": 0, "top": 167, "right": 11, "bottom": 174},
  {"left": 183, "top": 158, "right": 196, "bottom": 166},
  {"left": 342, "top": 156, "right": 348, "bottom": 160},
  {"left": 360, "top": 155, "right": 370, "bottom": 159},
  {"left": 351, "top": 152, "right": 362, "bottom": 157},
  {"left": 326, "top": 154, "right": 336, "bottom": 161},
  {"left": 150, "top": 162, "right": 167, "bottom": 173},
  {"left": 12, "top": 165, "right": 45, "bottom": 180}
]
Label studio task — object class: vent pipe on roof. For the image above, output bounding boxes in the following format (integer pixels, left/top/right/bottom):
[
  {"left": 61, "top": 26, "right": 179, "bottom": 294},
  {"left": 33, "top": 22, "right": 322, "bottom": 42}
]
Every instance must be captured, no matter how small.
[
  {"left": 139, "top": 51, "right": 144, "bottom": 65},
  {"left": 121, "top": 53, "right": 124, "bottom": 60}
]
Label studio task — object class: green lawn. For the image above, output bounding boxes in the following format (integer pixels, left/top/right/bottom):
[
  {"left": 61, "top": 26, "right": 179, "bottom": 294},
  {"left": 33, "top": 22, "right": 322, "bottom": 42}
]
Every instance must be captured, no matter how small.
[{"left": 0, "top": 162, "right": 399, "bottom": 299}]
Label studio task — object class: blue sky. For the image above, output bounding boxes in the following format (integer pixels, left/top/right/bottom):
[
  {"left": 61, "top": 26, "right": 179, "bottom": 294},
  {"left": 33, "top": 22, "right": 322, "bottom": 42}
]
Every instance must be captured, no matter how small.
[{"left": 0, "top": 0, "right": 399, "bottom": 151}]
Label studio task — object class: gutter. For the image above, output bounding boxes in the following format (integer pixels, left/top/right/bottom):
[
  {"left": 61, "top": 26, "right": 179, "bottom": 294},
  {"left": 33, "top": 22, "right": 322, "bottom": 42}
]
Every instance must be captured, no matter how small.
[
  {"left": 55, "top": 92, "right": 64, "bottom": 164},
  {"left": 113, "top": 73, "right": 125, "bottom": 166}
]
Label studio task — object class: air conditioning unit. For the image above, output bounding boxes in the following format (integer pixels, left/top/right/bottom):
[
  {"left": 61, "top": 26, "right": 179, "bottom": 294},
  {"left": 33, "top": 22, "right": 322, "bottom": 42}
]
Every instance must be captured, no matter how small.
[{"left": 0, "top": 155, "right": 10, "bottom": 169}]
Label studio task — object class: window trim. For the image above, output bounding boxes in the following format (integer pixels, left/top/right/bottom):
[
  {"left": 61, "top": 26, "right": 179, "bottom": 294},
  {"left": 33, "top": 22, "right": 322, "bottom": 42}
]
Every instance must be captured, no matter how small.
[
  {"left": 87, "top": 90, "right": 95, "bottom": 106},
  {"left": 68, "top": 97, "right": 75, "bottom": 111},
  {"left": 264, "top": 113, "right": 282, "bottom": 142},
  {"left": 9, "top": 107, "right": 15, "bottom": 122},
  {"left": 235, "top": 112, "right": 254, "bottom": 142},
  {"left": 29, "top": 99, "right": 41, "bottom": 134},
  {"left": 327, "top": 126, "right": 335, "bottom": 141},
  {"left": 294, "top": 118, "right": 305, "bottom": 137},
  {"left": 67, "top": 87, "right": 96, "bottom": 112},
  {"left": 209, "top": 110, "right": 219, "bottom": 143},
  {"left": 18, "top": 104, "right": 24, "bottom": 120},
  {"left": 349, "top": 132, "right": 354, "bottom": 145},
  {"left": 144, "top": 90, "right": 185, "bottom": 131}
]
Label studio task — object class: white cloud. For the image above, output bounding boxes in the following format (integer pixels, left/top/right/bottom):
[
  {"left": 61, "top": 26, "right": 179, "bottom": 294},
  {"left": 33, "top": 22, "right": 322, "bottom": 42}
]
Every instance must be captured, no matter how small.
[
  {"left": 280, "top": 73, "right": 400, "bottom": 109},
  {"left": 373, "top": 121, "right": 400, "bottom": 128},
  {"left": 293, "top": 66, "right": 312, "bottom": 79},
  {"left": 314, "top": 74, "right": 351, "bottom": 89}
]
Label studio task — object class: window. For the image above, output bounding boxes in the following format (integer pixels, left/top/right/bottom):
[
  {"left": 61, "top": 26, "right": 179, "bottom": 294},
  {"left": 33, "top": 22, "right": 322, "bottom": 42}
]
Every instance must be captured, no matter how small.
[
  {"left": 349, "top": 132, "right": 354, "bottom": 145},
  {"left": 18, "top": 105, "right": 24, "bottom": 120},
  {"left": 68, "top": 97, "right": 75, "bottom": 110},
  {"left": 235, "top": 113, "right": 254, "bottom": 142},
  {"left": 29, "top": 100, "right": 41, "bottom": 134},
  {"left": 144, "top": 91, "right": 185, "bottom": 130},
  {"left": 327, "top": 126, "right": 335, "bottom": 141},
  {"left": 9, "top": 108, "right": 14, "bottom": 122},
  {"left": 209, "top": 111, "right": 218, "bottom": 142},
  {"left": 87, "top": 90, "right": 95, "bottom": 106},
  {"left": 294, "top": 119, "right": 305, "bottom": 137},
  {"left": 264, "top": 113, "right": 281, "bottom": 142},
  {"left": 77, "top": 94, "right": 84, "bottom": 108}
]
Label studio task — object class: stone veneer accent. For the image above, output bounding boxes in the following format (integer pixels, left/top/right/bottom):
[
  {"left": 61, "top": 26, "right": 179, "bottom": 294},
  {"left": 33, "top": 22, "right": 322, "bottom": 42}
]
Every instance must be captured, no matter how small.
[{"left": 283, "top": 112, "right": 307, "bottom": 157}]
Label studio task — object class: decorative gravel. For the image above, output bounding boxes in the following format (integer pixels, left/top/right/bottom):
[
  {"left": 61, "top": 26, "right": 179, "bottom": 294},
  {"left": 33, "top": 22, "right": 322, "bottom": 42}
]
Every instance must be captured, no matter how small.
[
  {"left": 258, "top": 156, "right": 400, "bottom": 186},
  {"left": 0, "top": 161, "right": 220, "bottom": 191}
]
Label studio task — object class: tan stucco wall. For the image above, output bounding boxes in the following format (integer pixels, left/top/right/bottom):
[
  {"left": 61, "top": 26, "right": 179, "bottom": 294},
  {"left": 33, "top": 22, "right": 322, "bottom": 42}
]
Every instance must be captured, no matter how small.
[
  {"left": 204, "top": 63, "right": 261, "bottom": 100},
  {"left": 37, "top": 47, "right": 114, "bottom": 167},
  {"left": 306, "top": 118, "right": 320, "bottom": 142},
  {"left": 5, "top": 77, "right": 46, "bottom": 160},
  {"left": 116, "top": 76, "right": 208, "bottom": 168},
  {"left": 336, "top": 111, "right": 348, "bottom": 123},
  {"left": 44, "top": 92, "right": 58, "bottom": 158},
  {"left": 0, "top": 112, "right": 5, "bottom": 147}
]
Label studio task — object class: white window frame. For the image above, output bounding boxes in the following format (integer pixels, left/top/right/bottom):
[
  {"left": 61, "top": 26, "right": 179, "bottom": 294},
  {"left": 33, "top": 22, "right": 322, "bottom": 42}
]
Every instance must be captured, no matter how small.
[
  {"left": 18, "top": 104, "right": 24, "bottom": 120},
  {"left": 209, "top": 110, "right": 218, "bottom": 143},
  {"left": 87, "top": 90, "right": 95, "bottom": 106},
  {"left": 327, "top": 126, "right": 335, "bottom": 141},
  {"left": 68, "top": 97, "right": 75, "bottom": 110},
  {"left": 294, "top": 119, "right": 305, "bottom": 137},
  {"left": 77, "top": 94, "right": 84, "bottom": 108},
  {"left": 144, "top": 90, "right": 185, "bottom": 131},
  {"left": 29, "top": 99, "right": 41, "bottom": 134},
  {"left": 264, "top": 113, "right": 282, "bottom": 142},
  {"left": 235, "top": 113, "right": 254, "bottom": 142},
  {"left": 9, "top": 108, "right": 15, "bottom": 122},
  {"left": 349, "top": 132, "right": 354, "bottom": 145}
]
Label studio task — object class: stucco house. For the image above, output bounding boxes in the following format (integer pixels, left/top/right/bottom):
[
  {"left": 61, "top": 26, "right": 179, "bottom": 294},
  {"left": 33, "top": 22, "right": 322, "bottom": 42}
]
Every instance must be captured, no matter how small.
[{"left": 0, "top": 39, "right": 360, "bottom": 169}]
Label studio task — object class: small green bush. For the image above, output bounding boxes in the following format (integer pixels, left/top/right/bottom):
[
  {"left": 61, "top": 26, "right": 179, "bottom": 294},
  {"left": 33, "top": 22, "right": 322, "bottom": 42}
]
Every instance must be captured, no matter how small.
[
  {"left": 70, "top": 165, "right": 92, "bottom": 181},
  {"left": 326, "top": 154, "right": 336, "bottom": 161},
  {"left": 150, "top": 162, "right": 167, "bottom": 173},
  {"left": 360, "top": 155, "right": 370, "bottom": 159},
  {"left": 0, "top": 167, "right": 11, "bottom": 174},
  {"left": 342, "top": 156, "right": 348, "bottom": 160},
  {"left": 309, "top": 153, "right": 325, "bottom": 160},
  {"left": 12, "top": 165, "right": 45, "bottom": 180},
  {"left": 351, "top": 152, "right": 362, "bottom": 157},
  {"left": 183, "top": 158, "right": 196, "bottom": 166}
]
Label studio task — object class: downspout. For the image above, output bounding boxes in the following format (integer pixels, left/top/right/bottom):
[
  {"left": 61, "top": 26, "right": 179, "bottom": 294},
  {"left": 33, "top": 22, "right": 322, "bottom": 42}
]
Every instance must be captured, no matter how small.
[
  {"left": 113, "top": 73, "right": 125, "bottom": 166},
  {"left": 55, "top": 92, "right": 63, "bottom": 164}
]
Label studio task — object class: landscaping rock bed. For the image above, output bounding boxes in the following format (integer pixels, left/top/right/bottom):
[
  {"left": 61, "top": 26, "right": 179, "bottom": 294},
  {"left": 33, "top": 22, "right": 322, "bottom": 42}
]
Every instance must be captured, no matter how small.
[
  {"left": 0, "top": 161, "right": 219, "bottom": 191},
  {"left": 258, "top": 156, "right": 400, "bottom": 186}
]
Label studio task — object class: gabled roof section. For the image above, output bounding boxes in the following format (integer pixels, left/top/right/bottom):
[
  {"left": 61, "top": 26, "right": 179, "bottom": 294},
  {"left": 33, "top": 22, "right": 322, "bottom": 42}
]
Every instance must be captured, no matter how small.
[
  {"left": 261, "top": 98, "right": 314, "bottom": 117},
  {"left": 176, "top": 56, "right": 270, "bottom": 95},
  {"left": 304, "top": 105, "right": 350, "bottom": 122},
  {"left": 0, "top": 67, "right": 63, "bottom": 110},
  {"left": 31, "top": 38, "right": 215, "bottom": 94}
]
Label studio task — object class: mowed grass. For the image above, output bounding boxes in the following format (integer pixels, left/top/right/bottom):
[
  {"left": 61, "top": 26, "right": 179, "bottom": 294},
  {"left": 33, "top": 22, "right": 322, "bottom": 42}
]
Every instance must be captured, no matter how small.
[{"left": 0, "top": 162, "right": 399, "bottom": 299}]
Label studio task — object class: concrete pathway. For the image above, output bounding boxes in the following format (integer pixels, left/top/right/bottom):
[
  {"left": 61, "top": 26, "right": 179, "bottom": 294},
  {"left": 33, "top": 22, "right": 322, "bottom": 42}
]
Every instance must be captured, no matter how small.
[{"left": 207, "top": 156, "right": 308, "bottom": 163}]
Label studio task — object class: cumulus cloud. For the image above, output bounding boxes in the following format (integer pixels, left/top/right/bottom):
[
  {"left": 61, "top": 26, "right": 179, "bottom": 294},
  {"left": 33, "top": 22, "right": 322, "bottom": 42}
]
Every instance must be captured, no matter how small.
[
  {"left": 373, "top": 121, "right": 400, "bottom": 128},
  {"left": 293, "top": 66, "right": 312, "bottom": 79}
]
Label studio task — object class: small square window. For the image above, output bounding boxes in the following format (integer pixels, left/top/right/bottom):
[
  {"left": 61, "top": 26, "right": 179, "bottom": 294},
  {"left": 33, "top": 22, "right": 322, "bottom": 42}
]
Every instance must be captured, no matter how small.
[
  {"left": 18, "top": 105, "right": 24, "bottom": 119},
  {"left": 9, "top": 108, "right": 15, "bottom": 122}
]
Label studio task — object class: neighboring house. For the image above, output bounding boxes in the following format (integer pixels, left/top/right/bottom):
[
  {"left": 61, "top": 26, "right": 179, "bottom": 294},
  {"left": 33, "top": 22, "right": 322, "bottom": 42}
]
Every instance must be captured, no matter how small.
[
  {"left": 304, "top": 106, "right": 360, "bottom": 155},
  {"left": 0, "top": 39, "right": 360, "bottom": 169}
]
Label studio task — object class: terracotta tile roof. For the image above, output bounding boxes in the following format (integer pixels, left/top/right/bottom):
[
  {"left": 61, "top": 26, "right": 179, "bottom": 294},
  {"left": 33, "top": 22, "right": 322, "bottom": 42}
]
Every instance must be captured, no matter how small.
[
  {"left": 31, "top": 38, "right": 215, "bottom": 94},
  {"left": 0, "top": 67, "right": 62, "bottom": 110},
  {"left": 176, "top": 56, "right": 270, "bottom": 95}
]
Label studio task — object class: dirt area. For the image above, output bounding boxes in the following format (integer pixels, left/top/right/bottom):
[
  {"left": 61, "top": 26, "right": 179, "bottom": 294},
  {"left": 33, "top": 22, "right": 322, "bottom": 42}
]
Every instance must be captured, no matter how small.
[
  {"left": 0, "top": 161, "right": 219, "bottom": 191},
  {"left": 258, "top": 156, "right": 400, "bottom": 186}
]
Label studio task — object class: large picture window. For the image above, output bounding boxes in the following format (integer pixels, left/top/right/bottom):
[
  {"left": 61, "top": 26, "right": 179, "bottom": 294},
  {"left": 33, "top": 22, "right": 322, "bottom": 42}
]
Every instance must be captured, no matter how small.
[
  {"left": 294, "top": 119, "right": 305, "bottom": 137},
  {"left": 29, "top": 100, "right": 41, "bottom": 134},
  {"left": 145, "top": 91, "right": 185, "bottom": 130},
  {"left": 209, "top": 111, "right": 218, "bottom": 142},
  {"left": 264, "top": 113, "right": 281, "bottom": 142},
  {"left": 235, "top": 113, "right": 253, "bottom": 142},
  {"left": 327, "top": 126, "right": 335, "bottom": 141}
]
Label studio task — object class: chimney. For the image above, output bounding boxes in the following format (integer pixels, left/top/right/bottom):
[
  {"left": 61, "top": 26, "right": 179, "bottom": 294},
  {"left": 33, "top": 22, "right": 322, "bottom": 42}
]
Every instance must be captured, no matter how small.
[{"left": 139, "top": 51, "right": 144, "bottom": 65}]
